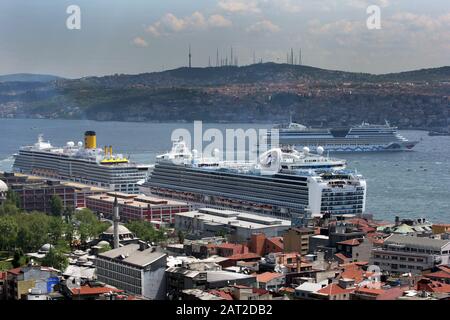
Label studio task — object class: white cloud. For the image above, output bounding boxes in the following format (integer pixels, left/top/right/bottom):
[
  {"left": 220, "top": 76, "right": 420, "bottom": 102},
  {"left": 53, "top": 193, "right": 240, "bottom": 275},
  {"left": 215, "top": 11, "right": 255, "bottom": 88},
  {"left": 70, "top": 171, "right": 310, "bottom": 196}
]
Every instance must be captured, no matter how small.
[
  {"left": 132, "top": 37, "right": 149, "bottom": 48},
  {"left": 147, "top": 12, "right": 232, "bottom": 37},
  {"left": 208, "top": 14, "right": 233, "bottom": 28},
  {"left": 218, "top": 0, "right": 261, "bottom": 13},
  {"left": 246, "top": 20, "right": 281, "bottom": 34}
]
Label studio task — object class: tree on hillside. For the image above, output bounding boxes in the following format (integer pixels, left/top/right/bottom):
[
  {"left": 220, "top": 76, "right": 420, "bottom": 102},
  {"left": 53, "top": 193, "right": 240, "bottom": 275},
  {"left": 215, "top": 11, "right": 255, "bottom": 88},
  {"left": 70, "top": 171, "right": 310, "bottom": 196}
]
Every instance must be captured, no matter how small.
[{"left": 49, "top": 195, "right": 63, "bottom": 217}]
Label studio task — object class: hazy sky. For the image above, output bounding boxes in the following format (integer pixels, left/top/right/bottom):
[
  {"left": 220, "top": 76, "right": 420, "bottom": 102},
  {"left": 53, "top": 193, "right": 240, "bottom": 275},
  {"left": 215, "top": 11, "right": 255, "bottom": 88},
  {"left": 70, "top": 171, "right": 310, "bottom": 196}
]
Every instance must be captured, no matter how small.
[{"left": 1, "top": 0, "right": 449, "bottom": 78}]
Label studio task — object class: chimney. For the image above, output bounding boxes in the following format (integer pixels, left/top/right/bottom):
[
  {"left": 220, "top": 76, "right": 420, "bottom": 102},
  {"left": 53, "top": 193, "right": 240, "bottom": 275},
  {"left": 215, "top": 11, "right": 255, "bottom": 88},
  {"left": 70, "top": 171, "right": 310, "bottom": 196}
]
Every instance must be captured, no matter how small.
[
  {"left": 395, "top": 216, "right": 400, "bottom": 226},
  {"left": 113, "top": 196, "right": 120, "bottom": 249}
]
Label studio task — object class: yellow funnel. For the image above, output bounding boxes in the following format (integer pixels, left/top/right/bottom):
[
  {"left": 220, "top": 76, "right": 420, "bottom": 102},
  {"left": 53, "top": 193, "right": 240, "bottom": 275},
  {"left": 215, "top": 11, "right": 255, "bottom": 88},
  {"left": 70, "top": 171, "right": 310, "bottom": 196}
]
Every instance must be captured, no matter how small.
[{"left": 84, "top": 131, "right": 97, "bottom": 149}]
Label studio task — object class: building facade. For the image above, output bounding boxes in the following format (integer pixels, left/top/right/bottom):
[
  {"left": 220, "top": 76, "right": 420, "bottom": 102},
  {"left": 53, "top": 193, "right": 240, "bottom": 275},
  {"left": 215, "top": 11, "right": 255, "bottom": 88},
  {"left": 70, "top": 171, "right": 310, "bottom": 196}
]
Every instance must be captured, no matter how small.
[
  {"left": 95, "top": 243, "right": 167, "bottom": 299},
  {"left": 87, "top": 192, "right": 191, "bottom": 224},
  {"left": 371, "top": 234, "right": 450, "bottom": 274}
]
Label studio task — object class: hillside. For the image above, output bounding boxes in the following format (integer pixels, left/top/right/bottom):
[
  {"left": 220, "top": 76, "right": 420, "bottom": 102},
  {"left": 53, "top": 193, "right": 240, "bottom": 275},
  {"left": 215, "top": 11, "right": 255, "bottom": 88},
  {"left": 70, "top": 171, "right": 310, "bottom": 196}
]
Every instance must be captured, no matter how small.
[
  {"left": 0, "top": 73, "right": 64, "bottom": 83},
  {"left": 0, "top": 63, "right": 449, "bottom": 128}
]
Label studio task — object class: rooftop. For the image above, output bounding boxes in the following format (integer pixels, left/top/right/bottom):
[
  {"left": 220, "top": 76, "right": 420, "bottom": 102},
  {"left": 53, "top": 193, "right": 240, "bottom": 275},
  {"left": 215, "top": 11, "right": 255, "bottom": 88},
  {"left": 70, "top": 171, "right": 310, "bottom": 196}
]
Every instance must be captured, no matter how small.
[
  {"left": 176, "top": 207, "right": 291, "bottom": 230},
  {"left": 256, "top": 272, "right": 284, "bottom": 283},
  {"left": 97, "top": 243, "right": 166, "bottom": 268},
  {"left": 88, "top": 193, "right": 188, "bottom": 208},
  {"left": 384, "top": 234, "right": 450, "bottom": 250}
]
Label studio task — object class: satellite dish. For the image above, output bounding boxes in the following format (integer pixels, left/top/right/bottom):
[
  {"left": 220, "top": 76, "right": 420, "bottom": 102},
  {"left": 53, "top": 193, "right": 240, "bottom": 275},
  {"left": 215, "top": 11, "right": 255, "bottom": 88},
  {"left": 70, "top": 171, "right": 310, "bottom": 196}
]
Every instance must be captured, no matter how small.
[
  {"left": 302, "top": 146, "right": 310, "bottom": 154},
  {"left": 77, "top": 141, "right": 83, "bottom": 147}
]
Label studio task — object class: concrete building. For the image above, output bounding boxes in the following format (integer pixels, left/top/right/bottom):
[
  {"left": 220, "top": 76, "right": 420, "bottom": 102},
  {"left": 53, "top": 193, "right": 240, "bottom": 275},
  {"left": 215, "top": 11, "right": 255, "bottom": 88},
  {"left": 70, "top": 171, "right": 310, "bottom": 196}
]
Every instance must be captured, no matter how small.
[
  {"left": 5, "top": 265, "right": 60, "bottom": 300},
  {"left": 175, "top": 208, "right": 291, "bottom": 242},
  {"left": 165, "top": 259, "right": 256, "bottom": 299},
  {"left": 371, "top": 234, "right": 450, "bottom": 274},
  {"left": 0, "top": 172, "right": 105, "bottom": 213},
  {"left": 283, "top": 227, "right": 314, "bottom": 255},
  {"left": 248, "top": 233, "right": 284, "bottom": 257},
  {"left": 256, "top": 272, "right": 285, "bottom": 291},
  {"left": 87, "top": 192, "right": 191, "bottom": 224},
  {"left": 95, "top": 242, "right": 167, "bottom": 299}
]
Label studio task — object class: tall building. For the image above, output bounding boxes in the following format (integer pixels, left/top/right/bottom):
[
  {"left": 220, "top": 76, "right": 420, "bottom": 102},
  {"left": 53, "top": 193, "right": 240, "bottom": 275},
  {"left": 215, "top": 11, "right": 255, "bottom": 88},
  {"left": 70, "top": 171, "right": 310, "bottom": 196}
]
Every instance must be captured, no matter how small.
[
  {"left": 95, "top": 242, "right": 167, "bottom": 299},
  {"left": 283, "top": 227, "right": 315, "bottom": 256}
]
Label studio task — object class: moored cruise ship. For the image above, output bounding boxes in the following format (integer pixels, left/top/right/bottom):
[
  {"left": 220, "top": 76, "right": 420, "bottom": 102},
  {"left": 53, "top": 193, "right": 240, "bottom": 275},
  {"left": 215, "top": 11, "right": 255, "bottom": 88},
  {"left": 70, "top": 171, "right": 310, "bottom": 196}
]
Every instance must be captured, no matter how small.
[
  {"left": 267, "top": 121, "right": 418, "bottom": 152},
  {"left": 143, "top": 139, "right": 367, "bottom": 222},
  {"left": 13, "top": 131, "right": 150, "bottom": 193}
]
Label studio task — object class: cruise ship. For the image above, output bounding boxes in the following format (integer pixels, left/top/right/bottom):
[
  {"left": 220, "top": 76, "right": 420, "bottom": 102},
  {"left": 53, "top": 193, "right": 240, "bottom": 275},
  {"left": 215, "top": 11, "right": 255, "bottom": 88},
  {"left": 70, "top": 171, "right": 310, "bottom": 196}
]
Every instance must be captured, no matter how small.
[
  {"left": 13, "top": 131, "right": 150, "bottom": 193},
  {"left": 143, "top": 139, "right": 367, "bottom": 221},
  {"left": 267, "top": 121, "right": 418, "bottom": 152}
]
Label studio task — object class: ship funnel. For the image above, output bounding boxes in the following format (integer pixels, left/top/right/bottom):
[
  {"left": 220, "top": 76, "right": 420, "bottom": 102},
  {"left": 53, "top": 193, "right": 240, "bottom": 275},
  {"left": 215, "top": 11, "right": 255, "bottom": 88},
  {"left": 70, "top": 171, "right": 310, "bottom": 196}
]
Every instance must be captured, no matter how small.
[
  {"left": 84, "top": 131, "right": 97, "bottom": 149},
  {"left": 109, "top": 146, "right": 113, "bottom": 156}
]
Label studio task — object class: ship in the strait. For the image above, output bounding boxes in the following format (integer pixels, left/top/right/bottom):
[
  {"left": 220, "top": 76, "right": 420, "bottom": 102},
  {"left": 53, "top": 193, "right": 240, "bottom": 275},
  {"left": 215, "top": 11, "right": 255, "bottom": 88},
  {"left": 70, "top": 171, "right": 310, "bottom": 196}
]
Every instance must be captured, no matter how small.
[
  {"left": 141, "top": 139, "right": 367, "bottom": 222},
  {"left": 266, "top": 120, "right": 418, "bottom": 153},
  {"left": 12, "top": 131, "right": 150, "bottom": 193}
]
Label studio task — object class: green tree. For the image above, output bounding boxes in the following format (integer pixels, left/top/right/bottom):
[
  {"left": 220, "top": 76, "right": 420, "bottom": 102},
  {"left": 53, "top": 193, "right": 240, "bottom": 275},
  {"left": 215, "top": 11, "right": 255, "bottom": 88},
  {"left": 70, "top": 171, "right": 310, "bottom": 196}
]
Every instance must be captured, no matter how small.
[
  {"left": 0, "top": 215, "right": 19, "bottom": 250},
  {"left": 126, "top": 220, "right": 167, "bottom": 243},
  {"left": 16, "top": 212, "right": 50, "bottom": 252},
  {"left": 0, "top": 202, "right": 20, "bottom": 216},
  {"left": 49, "top": 195, "right": 63, "bottom": 217},
  {"left": 177, "top": 230, "right": 185, "bottom": 244},
  {"left": 12, "top": 248, "right": 28, "bottom": 268},
  {"left": 6, "top": 190, "right": 21, "bottom": 208},
  {"left": 74, "top": 209, "right": 108, "bottom": 242},
  {"left": 48, "top": 217, "right": 66, "bottom": 244},
  {"left": 41, "top": 248, "right": 68, "bottom": 271}
]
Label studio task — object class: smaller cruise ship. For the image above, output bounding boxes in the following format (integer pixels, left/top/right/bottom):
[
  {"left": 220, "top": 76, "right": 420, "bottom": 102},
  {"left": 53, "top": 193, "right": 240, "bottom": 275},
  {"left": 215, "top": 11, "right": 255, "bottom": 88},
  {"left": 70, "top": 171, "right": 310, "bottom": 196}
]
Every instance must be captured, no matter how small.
[
  {"left": 267, "top": 121, "right": 418, "bottom": 153},
  {"left": 13, "top": 131, "right": 150, "bottom": 193}
]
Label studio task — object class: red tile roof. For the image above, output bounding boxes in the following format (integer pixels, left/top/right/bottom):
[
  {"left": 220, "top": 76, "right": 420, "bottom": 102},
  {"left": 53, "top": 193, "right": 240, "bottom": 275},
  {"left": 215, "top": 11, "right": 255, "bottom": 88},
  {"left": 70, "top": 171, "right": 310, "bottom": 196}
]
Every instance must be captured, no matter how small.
[
  {"left": 418, "top": 279, "right": 450, "bottom": 293},
  {"left": 227, "top": 252, "right": 261, "bottom": 260},
  {"left": 425, "top": 271, "right": 450, "bottom": 280},
  {"left": 267, "top": 237, "right": 284, "bottom": 249},
  {"left": 257, "top": 272, "right": 284, "bottom": 283},
  {"left": 337, "top": 239, "right": 361, "bottom": 246},
  {"left": 209, "top": 290, "right": 233, "bottom": 300},
  {"left": 7, "top": 267, "right": 22, "bottom": 275},
  {"left": 334, "top": 253, "right": 350, "bottom": 262},
  {"left": 317, "top": 283, "right": 355, "bottom": 296},
  {"left": 70, "top": 285, "right": 123, "bottom": 296}
]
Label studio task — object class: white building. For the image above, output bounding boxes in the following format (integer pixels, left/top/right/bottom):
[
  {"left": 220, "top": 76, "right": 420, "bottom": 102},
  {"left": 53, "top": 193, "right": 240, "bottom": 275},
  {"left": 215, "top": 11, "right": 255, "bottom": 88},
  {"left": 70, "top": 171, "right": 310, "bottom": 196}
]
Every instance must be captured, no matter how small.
[
  {"left": 174, "top": 208, "right": 291, "bottom": 242},
  {"left": 95, "top": 242, "right": 167, "bottom": 299},
  {"left": 371, "top": 234, "right": 450, "bottom": 274}
]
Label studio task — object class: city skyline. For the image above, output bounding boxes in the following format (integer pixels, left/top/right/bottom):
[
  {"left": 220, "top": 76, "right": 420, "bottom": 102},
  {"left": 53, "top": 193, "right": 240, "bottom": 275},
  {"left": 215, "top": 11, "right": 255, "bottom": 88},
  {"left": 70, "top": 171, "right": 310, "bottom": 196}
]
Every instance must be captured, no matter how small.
[{"left": 0, "top": 0, "right": 449, "bottom": 78}]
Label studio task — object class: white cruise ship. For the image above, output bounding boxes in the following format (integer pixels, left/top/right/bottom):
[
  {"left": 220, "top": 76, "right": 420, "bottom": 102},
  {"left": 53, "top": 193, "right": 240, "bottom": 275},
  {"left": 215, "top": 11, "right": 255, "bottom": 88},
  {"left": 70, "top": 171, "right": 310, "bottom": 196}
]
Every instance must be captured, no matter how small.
[
  {"left": 143, "top": 139, "right": 367, "bottom": 222},
  {"left": 13, "top": 131, "right": 150, "bottom": 193},
  {"left": 267, "top": 121, "right": 418, "bottom": 152}
]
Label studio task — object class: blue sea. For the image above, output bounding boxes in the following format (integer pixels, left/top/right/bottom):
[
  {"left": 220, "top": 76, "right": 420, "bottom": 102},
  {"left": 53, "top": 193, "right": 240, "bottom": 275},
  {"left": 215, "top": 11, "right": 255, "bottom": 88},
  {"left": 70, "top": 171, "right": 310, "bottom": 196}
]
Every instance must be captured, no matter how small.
[{"left": 1, "top": 118, "right": 449, "bottom": 223}]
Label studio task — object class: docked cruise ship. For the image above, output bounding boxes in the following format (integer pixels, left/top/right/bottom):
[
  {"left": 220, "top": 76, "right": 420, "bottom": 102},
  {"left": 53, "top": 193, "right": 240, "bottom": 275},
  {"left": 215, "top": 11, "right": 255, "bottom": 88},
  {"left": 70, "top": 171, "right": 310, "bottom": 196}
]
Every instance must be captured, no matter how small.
[
  {"left": 13, "top": 131, "right": 150, "bottom": 193},
  {"left": 267, "top": 121, "right": 418, "bottom": 152},
  {"left": 143, "top": 139, "right": 367, "bottom": 221}
]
